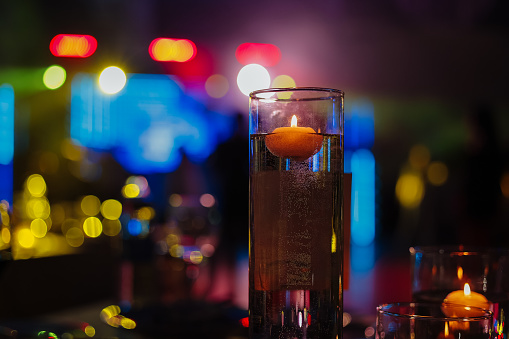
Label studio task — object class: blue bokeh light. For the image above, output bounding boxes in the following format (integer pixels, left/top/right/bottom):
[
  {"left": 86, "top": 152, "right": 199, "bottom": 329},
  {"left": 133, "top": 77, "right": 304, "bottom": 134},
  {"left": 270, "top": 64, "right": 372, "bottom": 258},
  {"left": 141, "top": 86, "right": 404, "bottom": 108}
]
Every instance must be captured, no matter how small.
[{"left": 71, "top": 73, "right": 234, "bottom": 174}]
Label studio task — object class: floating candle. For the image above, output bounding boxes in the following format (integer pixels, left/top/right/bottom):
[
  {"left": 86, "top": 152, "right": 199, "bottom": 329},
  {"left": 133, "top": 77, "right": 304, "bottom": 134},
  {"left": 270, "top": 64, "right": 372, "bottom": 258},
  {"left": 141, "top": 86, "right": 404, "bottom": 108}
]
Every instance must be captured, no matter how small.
[
  {"left": 442, "top": 283, "right": 490, "bottom": 317},
  {"left": 265, "top": 115, "right": 322, "bottom": 161}
]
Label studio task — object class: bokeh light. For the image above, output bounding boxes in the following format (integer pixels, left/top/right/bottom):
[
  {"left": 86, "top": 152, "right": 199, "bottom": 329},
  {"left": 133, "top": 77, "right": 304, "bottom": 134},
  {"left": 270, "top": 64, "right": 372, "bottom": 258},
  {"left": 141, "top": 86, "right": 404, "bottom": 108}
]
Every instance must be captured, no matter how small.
[
  {"left": 122, "top": 184, "right": 140, "bottom": 198},
  {"left": 102, "top": 219, "right": 122, "bottom": 236},
  {"left": 43, "top": 65, "right": 66, "bottom": 90},
  {"left": 101, "top": 199, "right": 122, "bottom": 220},
  {"left": 98, "top": 66, "right": 127, "bottom": 94},
  {"left": 149, "top": 38, "right": 197, "bottom": 62},
  {"left": 27, "top": 174, "right": 47, "bottom": 197},
  {"left": 26, "top": 197, "right": 50, "bottom": 219},
  {"left": 61, "top": 139, "right": 83, "bottom": 161},
  {"left": 235, "top": 43, "right": 281, "bottom": 67},
  {"left": 81, "top": 195, "right": 101, "bottom": 216},
  {"left": 409, "top": 144, "right": 430, "bottom": 170},
  {"left": 199, "top": 194, "right": 215, "bottom": 207},
  {"left": 169, "top": 194, "right": 183, "bottom": 207},
  {"left": 30, "top": 218, "right": 48, "bottom": 238},
  {"left": 500, "top": 172, "right": 509, "bottom": 198},
  {"left": 49, "top": 34, "right": 97, "bottom": 58},
  {"left": 237, "top": 64, "right": 270, "bottom": 96},
  {"left": 83, "top": 217, "right": 102, "bottom": 237},
  {"left": 271, "top": 74, "right": 296, "bottom": 88},
  {"left": 395, "top": 171, "right": 425, "bottom": 208},
  {"left": 205, "top": 74, "right": 229, "bottom": 98},
  {"left": 18, "top": 228, "right": 35, "bottom": 248},
  {"left": 427, "top": 161, "right": 449, "bottom": 186},
  {"left": 127, "top": 219, "right": 142, "bottom": 236},
  {"left": 84, "top": 325, "right": 95, "bottom": 337},
  {"left": 65, "top": 227, "right": 85, "bottom": 246}
]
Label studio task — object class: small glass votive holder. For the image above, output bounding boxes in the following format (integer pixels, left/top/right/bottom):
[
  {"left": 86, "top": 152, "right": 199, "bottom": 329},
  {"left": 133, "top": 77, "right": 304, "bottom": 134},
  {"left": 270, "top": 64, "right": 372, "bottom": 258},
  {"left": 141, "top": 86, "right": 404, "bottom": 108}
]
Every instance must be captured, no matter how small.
[
  {"left": 376, "top": 302, "right": 493, "bottom": 339},
  {"left": 410, "top": 246, "right": 509, "bottom": 338}
]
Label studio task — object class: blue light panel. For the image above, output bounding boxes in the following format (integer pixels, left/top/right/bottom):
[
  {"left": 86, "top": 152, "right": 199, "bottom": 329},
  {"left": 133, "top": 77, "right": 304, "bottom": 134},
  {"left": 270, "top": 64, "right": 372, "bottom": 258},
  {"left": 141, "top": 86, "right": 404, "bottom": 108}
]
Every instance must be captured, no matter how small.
[
  {"left": 345, "top": 98, "right": 374, "bottom": 150},
  {"left": 0, "top": 84, "right": 14, "bottom": 206},
  {"left": 350, "top": 148, "right": 375, "bottom": 246}
]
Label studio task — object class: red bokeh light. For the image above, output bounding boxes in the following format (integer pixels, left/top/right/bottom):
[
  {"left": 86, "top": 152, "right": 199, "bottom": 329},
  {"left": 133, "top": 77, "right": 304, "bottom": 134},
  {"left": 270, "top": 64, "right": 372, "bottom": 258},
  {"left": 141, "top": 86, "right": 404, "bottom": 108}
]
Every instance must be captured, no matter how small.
[
  {"left": 235, "top": 43, "right": 281, "bottom": 67},
  {"left": 49, "top": 34, "right": 97, "bottom": 58}
]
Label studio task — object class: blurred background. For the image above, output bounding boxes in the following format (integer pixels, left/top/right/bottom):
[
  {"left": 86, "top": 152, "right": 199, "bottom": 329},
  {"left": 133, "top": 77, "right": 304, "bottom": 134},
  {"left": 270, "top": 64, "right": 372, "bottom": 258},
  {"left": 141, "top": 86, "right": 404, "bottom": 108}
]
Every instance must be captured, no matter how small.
[{"left": 1, "top": 0, "right": 509, "bottom": 338}]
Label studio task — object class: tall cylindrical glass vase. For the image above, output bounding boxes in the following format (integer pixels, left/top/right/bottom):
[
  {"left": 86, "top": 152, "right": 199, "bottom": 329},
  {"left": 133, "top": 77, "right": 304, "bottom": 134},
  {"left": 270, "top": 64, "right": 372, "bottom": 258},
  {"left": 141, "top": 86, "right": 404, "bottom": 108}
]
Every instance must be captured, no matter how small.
[{"left": 249, "top": 88, "right": 344, "bottom": 339}]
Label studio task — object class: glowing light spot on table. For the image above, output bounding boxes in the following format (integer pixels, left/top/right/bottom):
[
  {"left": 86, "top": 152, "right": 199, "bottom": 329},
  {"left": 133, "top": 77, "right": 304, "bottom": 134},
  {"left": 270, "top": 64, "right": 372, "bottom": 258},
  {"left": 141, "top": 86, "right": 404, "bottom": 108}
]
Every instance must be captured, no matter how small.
[
  {"left": 30, "top": 218, "right": 48, "bottom": 238},
  {"left": 205, "top": 74, "right": 229, "bottom": 98},
  {"left": 27, "top": 174, "right": 46, "bottom": 197},
  {"left": 83, "top": 217, "right": 102, "bottom": 237},
  {"left": 237, "top": 64, "right": 270, "bottom": 96},
  {"left": 101, "top": 199, "right": 122, "bottom": 220},
  {"left": 43, "top": 65, "right": 66, "bottom": 90},
  {"left": 18, "top": 228, "right": 35, "bottom": 248},
  {"left": 81, "top": 195, "right": 101, "bottom": 216},
  {"left": 98, "top": 66, "right": 126, "bottom": 94}
]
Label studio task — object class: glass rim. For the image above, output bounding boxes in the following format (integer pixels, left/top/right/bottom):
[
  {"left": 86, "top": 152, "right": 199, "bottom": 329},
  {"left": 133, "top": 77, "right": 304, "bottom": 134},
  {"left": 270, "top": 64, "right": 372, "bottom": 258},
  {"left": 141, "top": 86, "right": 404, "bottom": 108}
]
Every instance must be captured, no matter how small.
[
  {"left": 249, "top": 87, "right": 344, "bottom": 101},
  {"left": 377, "top": 302, "right": 493, "bottom": 321},
  {"left": 409, "top": 245, "right": 509, "bottom": 256}
]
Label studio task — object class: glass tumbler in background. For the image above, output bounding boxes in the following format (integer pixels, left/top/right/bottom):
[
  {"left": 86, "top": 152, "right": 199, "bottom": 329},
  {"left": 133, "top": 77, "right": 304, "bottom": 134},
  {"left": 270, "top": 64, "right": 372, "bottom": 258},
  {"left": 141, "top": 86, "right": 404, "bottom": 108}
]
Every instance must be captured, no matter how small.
[
  {"left": 376, "top": 302, "right": 493, "bottom": 339},
  {"left": 410, "top": 246, "right": 509, "bottom": 339},
  {"left": 249, "top": 88, "right": 344, "bottom": 339}
]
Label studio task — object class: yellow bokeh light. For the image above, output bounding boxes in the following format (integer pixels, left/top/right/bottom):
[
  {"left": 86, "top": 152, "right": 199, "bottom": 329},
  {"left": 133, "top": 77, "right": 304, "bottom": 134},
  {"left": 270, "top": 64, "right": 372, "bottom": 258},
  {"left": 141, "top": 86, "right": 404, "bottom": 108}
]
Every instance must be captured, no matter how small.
[
  {"left": 102, "top": 219, "right": 122, "bottom": 236},
  {"left": 1, "top": 211, "right": 9, "bottom": 226},
  {"left": 137, "top": 206, "right": 154, "bottom": 220},
  {"left": 121, "top": 317, "right": 136, "bottom": 329},
  {"left": 408, "top": 144, "right": 430, "bottom": 170},
  {"left": 81, "top": 195, "right": 101, "bottom": 216},
  {"left": 189, "top": 250, "right": 203, "bottom": 264},
  {"left": 66, "top": 227, "right": 84, "bottom": 247},
  {"left": 26, "top": 174, "right": 47, "bottom": 197},
  {"left": 18, "top": 228, "right": 35, "bottom": 248},
  {"left": 26, "top": 197, "right": 51, "bottom": 219},
  {"left": 84, "top": 325, "right": 96, "bottom": 337},
  {"left": 98, "top": 66, "right": 127, "bottom": 95},
  {"left": 43, "top": 65, "right": 66, "bottom": 90},
  {"left": 101, "top": 199, "right": 122, "bottom": 220},
  {"left": 166, "top": 233, "right": 179, "bottom": 246},
  {"left": 122, "top": 184, "right": 140, "bottom": 198},
  {"left": 83, "top": 217, "right": 102, "bottom": 238},
  {"left": 30, "top": 218, "right": 48, "bottom": 238},
  {"left": 272, "top": 75, "right": 296, "bottom": 99},
  {"left": 395, "top": 172, "right": 425, "bottom": 209},
  {"left": 1, "top": 228, "right": 11, "bottom": 244},
  {"left": 169, "top": 194, "right": 183, "bottom": 207},
  {"left": 205, "top": 74, "right": 229, "bottom": 98},
  {"left": 101, "top": 305, "right": 121, "bottom": 321},
  {"left": 427, "top": 161, "right": 449, "bottom": 186},
  {"left": 169, "top": 244, "right": 184, "bottom": 258},
  {"left": 501, "top": 172, "right": 509, "bottom": 198}
]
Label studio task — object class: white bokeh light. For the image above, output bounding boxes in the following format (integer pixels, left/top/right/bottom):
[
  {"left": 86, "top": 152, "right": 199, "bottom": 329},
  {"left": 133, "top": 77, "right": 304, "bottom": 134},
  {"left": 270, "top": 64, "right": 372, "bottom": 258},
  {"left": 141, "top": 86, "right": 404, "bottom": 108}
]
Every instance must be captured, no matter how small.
[
  {"left": 98, "top": 66, "right": 127, "bottom": 94},
  {"left": 237, "top": 64, "right": 270, "bottom": 96}
]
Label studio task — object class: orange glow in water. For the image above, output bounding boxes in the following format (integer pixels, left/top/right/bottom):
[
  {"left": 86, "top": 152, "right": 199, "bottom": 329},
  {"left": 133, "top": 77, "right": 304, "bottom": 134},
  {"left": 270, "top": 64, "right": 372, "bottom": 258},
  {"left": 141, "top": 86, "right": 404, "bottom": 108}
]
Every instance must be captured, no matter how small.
[{"left": 149, "top": 38, "right": 197, "bottom": 62}]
